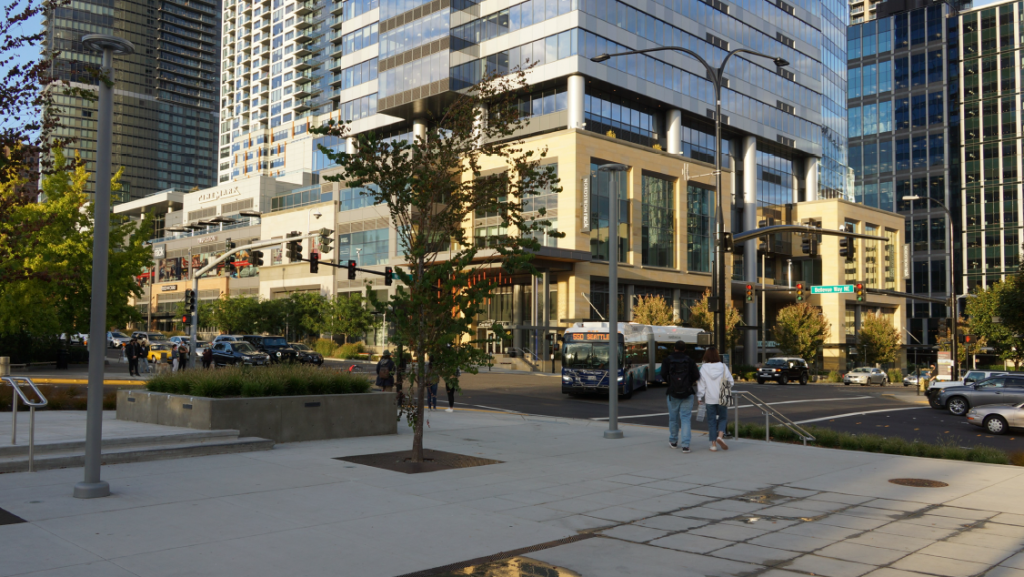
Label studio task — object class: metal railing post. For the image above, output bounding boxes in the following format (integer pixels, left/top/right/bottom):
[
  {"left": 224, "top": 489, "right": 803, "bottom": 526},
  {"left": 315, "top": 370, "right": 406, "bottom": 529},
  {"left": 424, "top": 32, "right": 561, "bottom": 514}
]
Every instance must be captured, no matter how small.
[
  {"left": 29, "top": 406, "right": 35, "bottom": 472},
  {"left": 765, "top": 411, "right": 770, "bottom": 442},
  {"left": 4, "top": 377, "right": 48, "bottom": 471},
  {"left": 11, "top": 390, "right": 17, "bottom": 445}
]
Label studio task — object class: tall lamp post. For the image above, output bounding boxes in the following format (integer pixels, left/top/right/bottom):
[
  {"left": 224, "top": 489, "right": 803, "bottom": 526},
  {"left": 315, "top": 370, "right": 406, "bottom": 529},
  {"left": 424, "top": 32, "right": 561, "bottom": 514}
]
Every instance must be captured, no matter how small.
[
  {"left": 592, "top": 48, "right": 788, "bottom": 353},
  {"left": 905, "top": 194, "right": 957, "bottom": 379},
  {"left": 597, "top": 163, "right": 628, "bottom": 439},
  {"left": 75, "top": 34, "right": 135, "bottom": 500}
]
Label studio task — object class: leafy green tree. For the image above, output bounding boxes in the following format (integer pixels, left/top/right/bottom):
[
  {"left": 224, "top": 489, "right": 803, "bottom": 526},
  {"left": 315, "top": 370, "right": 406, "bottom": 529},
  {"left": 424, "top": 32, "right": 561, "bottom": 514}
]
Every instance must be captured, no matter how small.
[
  {"left": 206, "top": 295, "right": 261, "bottom": 335},
  {"left": 632, "top": 295, "right": 677, "bottom": 325},
  {"left": 970, "top": 280, "right": 1024, "bottom": 368},
  {"left": 772, "top": 302, "right": 831, "bottom": 364},
  {"left": 936, "top": 316, "right": 984, "bottom": 367},
  {"left": 311, "top": 69, "right": 561, "bottom": 462},
  {"left": 281, "top": 292, "right": 328, "bottom": 340},
  {"left": 686, "top": 289, "right": 743, "bottom": 349},
  {"left": 0, "top": 148, "right": 153, "bottom": 337},
  {"left": 857, "top": 312, "right": 901, "bottom": 367},
  {"left": 321, "top": 292, "right": 378, "bottom": 343}
]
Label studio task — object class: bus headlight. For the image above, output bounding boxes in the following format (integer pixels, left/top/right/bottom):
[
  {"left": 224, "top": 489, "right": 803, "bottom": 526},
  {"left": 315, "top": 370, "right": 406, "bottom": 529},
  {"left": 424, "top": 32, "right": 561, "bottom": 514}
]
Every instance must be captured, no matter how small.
[
  {"left": 562, "top": 375, "right": 572, "bottom": 382},
  {"left": 617, "top": 376, "right": 624, "bottom": 382}
]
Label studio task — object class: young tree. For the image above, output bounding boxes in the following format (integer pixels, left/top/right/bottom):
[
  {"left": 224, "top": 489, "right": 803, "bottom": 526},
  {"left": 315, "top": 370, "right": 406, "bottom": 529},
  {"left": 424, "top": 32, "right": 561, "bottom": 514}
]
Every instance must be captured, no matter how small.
[
  {"left": 310, "top": 69, "right": 560, "bottom": 462},
  {"left": 772, "top": 302, "right": 831, "bottom": 364},
  {"left": 207, "top": 295, "right": 261, "bottom": 335},
  {"left": 321, "top": 292, "right": 378, "bottom": 343},
  {"left": 632, "top": 295, "right": 677, "bottom": 326},
  {"left": 686, "top": 289, "right": 743, "bottom": 348},
  {"left": 935, "top": 315, "right": 985, "bottom": 367},
  {"left": 968, "top": 280, "right": 1024, "bottom": 368},
  {"left": 0, "top": 148, "right": 153, "bottom": 337},
  {"left": 857, "top": 312, "right": 901, "bottom": 367}
]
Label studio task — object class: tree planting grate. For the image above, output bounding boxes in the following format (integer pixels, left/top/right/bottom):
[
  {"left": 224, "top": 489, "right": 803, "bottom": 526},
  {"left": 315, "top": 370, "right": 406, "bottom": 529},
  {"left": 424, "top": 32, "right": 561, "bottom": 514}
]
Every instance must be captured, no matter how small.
[
  {"left": 889, "top": 478, "right": 949, "bottom": 488},
  {"left": 394, "top": 533, "right": 595, "bottom": 577},
  {"left": 336, "top": 449, "right": 503, "bottom": 474},
  {"left": 0, "top": 507, "right": 26, "bottom": 526}
]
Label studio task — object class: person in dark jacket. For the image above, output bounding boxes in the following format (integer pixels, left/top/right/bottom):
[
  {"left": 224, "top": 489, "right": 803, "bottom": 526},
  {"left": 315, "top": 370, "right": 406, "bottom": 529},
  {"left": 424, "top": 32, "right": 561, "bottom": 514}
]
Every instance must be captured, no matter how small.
[
  {"left": 663, "top": 340, "right": 701, "bottom": 453},
  {"left": 177, "top": 344, "right": 188, "bottom": 371},
  {"left": 202, "top": 346, "right": 213, "bottom": 369},
  {"left": 376, "top": 350, "right": 396, "bottom": 391},
  {"left": 126, "top": 338, "right": 140, "bottom": 377}
]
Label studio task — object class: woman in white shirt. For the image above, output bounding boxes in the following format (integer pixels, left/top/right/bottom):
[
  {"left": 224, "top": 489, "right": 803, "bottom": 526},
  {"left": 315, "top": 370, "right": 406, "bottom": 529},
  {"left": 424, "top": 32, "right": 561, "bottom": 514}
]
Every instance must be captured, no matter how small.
[{"left": 697, "top": 346, "right": 734, "bottom": 452}]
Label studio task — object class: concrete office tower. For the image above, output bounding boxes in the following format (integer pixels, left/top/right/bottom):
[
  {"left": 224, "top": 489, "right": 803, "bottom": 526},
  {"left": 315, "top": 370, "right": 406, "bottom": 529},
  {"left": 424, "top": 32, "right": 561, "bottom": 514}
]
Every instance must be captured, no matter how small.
[
  {"left": 846, "top": 0, "right": 965, "bottom": 365},
  {"left": 953, "top": 0, "right": 1022, "bottom": 297},
  {"left": 44, "top": 0, "right": 221, "bottom": 200}
]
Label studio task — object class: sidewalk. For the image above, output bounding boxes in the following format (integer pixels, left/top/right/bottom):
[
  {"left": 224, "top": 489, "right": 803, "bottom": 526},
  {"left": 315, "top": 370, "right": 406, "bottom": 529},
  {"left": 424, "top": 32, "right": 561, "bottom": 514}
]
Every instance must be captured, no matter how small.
[{"left": 2, "top": 410, "right": 1023, "bottom": 577}]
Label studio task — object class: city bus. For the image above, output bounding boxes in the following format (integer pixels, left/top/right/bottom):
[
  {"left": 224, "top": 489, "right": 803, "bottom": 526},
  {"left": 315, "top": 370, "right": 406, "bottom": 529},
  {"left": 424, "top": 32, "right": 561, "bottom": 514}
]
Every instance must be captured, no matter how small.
[{"left": 560, "top": 322, "right": 710, "bottom": 398}]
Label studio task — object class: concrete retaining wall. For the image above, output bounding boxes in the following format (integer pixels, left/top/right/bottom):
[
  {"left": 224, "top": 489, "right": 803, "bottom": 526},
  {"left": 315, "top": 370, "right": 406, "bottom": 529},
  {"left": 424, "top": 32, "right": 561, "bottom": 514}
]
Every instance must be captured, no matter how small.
[{"left": 117, "top": 390, "right": 397, "bottom": 443}]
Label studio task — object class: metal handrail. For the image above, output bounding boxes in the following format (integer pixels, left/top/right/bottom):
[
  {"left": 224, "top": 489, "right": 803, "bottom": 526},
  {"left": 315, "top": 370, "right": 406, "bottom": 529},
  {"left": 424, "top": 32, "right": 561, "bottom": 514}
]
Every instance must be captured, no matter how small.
[
  {"left": 506, "top": 347, "right": 540, "bottom": 361},
  {"left": 732, "top": 390, "right": 815, "bottom": 446},
  {"left": 4, "top": 377, "right": 48, "bottom": 472}
]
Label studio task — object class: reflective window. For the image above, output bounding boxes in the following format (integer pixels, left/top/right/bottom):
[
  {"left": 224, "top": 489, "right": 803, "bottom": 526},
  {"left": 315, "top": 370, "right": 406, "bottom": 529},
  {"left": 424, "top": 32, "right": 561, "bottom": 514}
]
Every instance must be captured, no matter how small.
[
  {"left": 641, "top": 173, "right": 675, "bottom": 268},
  {"left": 589, "top": 162, "right": 629, "bottom": 263},
  {"left": 687, "top": 184, "right": 713, "bottom": 273}
]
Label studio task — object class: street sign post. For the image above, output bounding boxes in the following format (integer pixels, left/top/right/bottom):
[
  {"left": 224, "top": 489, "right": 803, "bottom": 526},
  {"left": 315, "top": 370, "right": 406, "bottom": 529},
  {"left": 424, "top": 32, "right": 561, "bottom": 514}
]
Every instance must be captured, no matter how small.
[{"left": 810, "top": 285, "right": 855, "bottom": 294}]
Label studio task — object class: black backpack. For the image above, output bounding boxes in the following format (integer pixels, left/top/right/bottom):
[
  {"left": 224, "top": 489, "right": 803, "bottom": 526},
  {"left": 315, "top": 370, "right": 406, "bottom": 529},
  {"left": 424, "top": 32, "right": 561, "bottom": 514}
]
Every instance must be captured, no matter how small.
[{"left": 666, "top": 355, "right": 700, "bottom": 399}]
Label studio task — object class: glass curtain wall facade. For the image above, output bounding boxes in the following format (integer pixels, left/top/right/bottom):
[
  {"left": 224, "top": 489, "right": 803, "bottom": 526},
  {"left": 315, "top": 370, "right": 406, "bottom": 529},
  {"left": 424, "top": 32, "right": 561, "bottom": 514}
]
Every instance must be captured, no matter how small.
[
  {"left": 957, "top": 2, "right": 1023, "bottom": 293},
  {"left": 45, "top": 0, "right": 220, "bottom": 199},
  {"left": 847, "top": 2, "right": 952, "bottom": 349}
]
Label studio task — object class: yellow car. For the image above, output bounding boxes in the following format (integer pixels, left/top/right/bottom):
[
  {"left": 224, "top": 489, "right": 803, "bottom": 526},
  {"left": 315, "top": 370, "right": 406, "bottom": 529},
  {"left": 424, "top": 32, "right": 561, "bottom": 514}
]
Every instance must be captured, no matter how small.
[{"left": 147, "top": 343, "right": 174, "bottom": 363}]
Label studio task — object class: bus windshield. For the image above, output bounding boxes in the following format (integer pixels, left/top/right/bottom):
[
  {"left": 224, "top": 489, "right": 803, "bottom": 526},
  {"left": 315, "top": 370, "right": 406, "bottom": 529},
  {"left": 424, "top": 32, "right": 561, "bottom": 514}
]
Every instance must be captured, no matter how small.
[{"left": 562, "top": 342, "right": 623, "bottom": 370}]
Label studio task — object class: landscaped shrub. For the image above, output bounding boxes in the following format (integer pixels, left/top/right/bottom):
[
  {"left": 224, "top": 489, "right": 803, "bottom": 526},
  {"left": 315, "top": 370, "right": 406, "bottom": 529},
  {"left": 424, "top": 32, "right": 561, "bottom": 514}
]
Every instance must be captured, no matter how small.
[
  {"left": 146, "top": 364, "right": 371, "bottom": 398},
  {"left": 314, "top": 338, "right": 337, "bottom": 357},
  {"left": 727, "top": 422, "right": 1014, "bottom": 466},
  {"left": 826, "top": 370, "right": 841, "bottom": 383},
  {"left": 887, "top": 368, "right": 903, "bottom": 384},
  {"left": 334, "top": 342, "right": 365, "bottom": 359}
]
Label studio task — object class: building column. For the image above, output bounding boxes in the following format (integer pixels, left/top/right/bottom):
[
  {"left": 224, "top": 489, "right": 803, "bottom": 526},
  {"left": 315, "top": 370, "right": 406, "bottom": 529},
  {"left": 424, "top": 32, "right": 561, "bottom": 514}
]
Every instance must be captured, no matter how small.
[
  {"left": 512, "top": 284, "right": 523, "bottom": 351},
  {"left": 804, "top": 156, "right": 819, "bottom": 202},
  {"left": 742, "top": 136, "right": 758, "bottom": 367},
  {"left": 673, "top": 288, "right": 681, "bottom": 321},
  {"left": 625, "top": 284, "right": 635, "bottom": 322},
  {"left": 473, "top": 102, "right": 487, "bottom": 147},
  {"left": 567, "top": 75, "right": 585, "bottom": 129},
  {"left": 413, "top": 118, "right": 427, "bottom": 142},
  {"left": 345, "top": 136, "right": 356, "bottom": 154},
  {"left": 666, "top": 109, "right": 682, "bottom": 154}
]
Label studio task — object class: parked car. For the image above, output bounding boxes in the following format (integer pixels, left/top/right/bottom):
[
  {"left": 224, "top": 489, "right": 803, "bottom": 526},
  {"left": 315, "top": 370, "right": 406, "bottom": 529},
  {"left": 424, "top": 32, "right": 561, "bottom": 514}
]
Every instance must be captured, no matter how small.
[
  {"left": 242, "top": 335, "right": 298, "bottom": 363},
  {"left": 844, "top": 367, "right": 888, "bottom": 386},
  {"left": 966, "top": 403, "right": 1024, "bottom": 434},
  {"left": 936, "top": 375, "right": 1024, "bottom": 416},
  {"left": 756, "top": 357, "right": 810, "bottom": 385},
  {"left": 195, "top": 341, "right": 211, "bottom": 354},
  {"left": 169, "top": 336, "right": 190, "bottom": 350},
  {"left": 290, "top": 343, "right": 324, "bottom": 366},
  {"left": 146, "top": 342, "right": 175, "bottom": 363},
  {"left": 903, "top": 370, "right": 932, "bottom": 388},
  {"left": 212, "top": 335, "right": 245, "bottom": 343},
  {"left": 132, "top": 331, "right": 168, "bottom": 342},
  {"left": 107, "top": 331, "right": 130, "bottom": 349},
  {"left": 926, "top": 371, "right": 1007, "bottom": 407},
  {"left": 210, "top": 341, "right": 269, "bottom": 367}
]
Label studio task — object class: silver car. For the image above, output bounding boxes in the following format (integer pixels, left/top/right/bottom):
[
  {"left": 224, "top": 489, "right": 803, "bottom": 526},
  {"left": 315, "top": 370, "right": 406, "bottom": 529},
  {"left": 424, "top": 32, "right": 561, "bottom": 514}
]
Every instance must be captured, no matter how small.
[
  {"left": 966, "top": 403, "right": 1024, "bottom": 435},
  {"left": 937, "top": 376, "right": 1024, "bottom": 416},
  {"left": 844, "top": 367, "right": 888, "bottom": 386}
]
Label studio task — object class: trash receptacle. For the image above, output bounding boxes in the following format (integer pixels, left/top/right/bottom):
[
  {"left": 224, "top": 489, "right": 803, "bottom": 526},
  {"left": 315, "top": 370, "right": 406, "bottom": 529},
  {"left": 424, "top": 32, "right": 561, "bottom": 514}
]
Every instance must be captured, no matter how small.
[{"left": 56, "top": 348, "right": 69, "bottom": 370}]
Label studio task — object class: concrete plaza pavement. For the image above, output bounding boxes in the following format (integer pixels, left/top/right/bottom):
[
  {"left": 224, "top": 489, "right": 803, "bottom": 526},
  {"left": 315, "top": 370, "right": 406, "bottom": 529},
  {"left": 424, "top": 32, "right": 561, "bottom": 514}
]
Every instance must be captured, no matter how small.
[{"left": 2, "top": 410, "right": 1024, "bottom": 577}]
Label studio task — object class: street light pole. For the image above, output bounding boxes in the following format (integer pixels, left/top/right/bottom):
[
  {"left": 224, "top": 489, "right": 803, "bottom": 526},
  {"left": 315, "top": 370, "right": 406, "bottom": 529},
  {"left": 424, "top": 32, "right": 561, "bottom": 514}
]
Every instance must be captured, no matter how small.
[
  {"left": 75, "top": 34, "right": 135, "bottom": 500},
  {"left": 598, "top": 163, "right": 628, "bottom": 439},
  {"left": 592, "top": 47, "right": 788, "bottom": 354},
  {"left": 905, "top": 194, "right": 957, "bottom": 379}
]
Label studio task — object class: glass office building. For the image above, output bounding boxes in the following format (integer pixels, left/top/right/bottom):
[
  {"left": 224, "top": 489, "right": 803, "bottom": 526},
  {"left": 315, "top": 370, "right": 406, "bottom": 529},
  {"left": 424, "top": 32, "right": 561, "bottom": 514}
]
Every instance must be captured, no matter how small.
[
  {"left": 846, "top": 0, "right": 960, "bottom": 352},
  {"left": 44, "top": 0, "right": 221, "bottom": 200}
]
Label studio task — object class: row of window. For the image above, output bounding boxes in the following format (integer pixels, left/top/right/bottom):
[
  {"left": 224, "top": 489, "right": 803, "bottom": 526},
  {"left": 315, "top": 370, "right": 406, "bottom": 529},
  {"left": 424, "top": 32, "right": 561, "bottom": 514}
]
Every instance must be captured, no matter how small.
[
  {"left": 380, "top": 8, "right": 448, "bottom": 58},
  {"left": 849, "top": 6, "right": 944, "bottom": 56},
  {"left": 853, "top": 177, "right": 944, "bottom": 215},
  {"left": 341, "top": 22, "right": 377, "bottom": 54},
  {"left": 378, "top": 49, "right": 448, "bottom": 98},
  {"left": 850, "top": 135, "right": 944, "bottom": 177},
  {"left": 339, "top": 57, "right": 377, "bottom": 90},
  {"left": 849, "top": 93, "right": 944, "bottom": 137},
  {"left": 848, "top": 52, "right": 944, "bottom": 99}
]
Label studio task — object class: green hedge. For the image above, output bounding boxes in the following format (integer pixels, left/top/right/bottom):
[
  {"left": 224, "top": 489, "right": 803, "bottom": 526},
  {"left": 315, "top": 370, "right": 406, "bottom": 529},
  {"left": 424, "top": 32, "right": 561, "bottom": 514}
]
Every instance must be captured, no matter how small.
[
  {"left": 730, "top": 422, "right": 1012, "bottom": 466},
  {"left": 146, "top": 365, "right": 371, "bottom": 398}
]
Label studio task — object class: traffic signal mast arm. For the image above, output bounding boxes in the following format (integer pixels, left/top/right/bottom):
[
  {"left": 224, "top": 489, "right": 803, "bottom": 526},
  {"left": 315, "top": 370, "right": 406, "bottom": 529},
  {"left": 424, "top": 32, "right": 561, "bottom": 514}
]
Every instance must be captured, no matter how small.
[{"left": 731, "top": 224, "right": 887, "bottom": 244}]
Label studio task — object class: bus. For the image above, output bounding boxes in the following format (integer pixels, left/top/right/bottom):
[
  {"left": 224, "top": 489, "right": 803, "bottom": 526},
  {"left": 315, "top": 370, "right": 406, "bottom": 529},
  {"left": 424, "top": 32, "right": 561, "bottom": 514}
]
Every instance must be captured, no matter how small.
[{"left": 560, "top": 322, "right": 710, "bottom": 398}]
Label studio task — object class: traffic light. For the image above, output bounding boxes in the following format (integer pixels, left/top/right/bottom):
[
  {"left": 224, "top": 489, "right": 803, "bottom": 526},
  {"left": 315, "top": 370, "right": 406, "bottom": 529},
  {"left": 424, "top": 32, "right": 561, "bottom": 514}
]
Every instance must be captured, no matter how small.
[
  {"left": 758, "top": 236, "right": 768, "bottom": 254},
  {"left": 962, "top": 334, "right": 978, "bottom": 344},
  {"left": 801, "top": 236, "right": 818, "bottom": 256},
  {"left": 185, "top": 289, "right": 196, "bottom": 313},
  {"left": 746, "top": 284, "right": 754, "bottom": 302},
  {"left": 309, "top": 251, "right": 319, "bottom": 273},
  {"left": 318, "top": 227, "right": 333, "bottom": 253},
  {"left": 251, "top": 250, "right": 264, "bottom": 267},
  {"left": 796, "top": 283, "right": 804, "bottom": 302},
  {"left": 347, "top": 260, "right": 357, "bottom": 280},
  {"left": 182, "top": 314, "right": 190, "bottom": 324},
  {"left": 286, "top": 240, "right": 302, "bottom": 262},
  {"left": 855, "top": 282, "right": 865, "bottom": 302},
  {"left": 722, "top": 232, "right": 733, "bottom": 253},
  {"left": 225, "top": 238, "right": 235, "bottom": 252},
  {"left": 839, "top": 236, "right": 850, "bottom": 261},
  {"left": 384, "top": 266, "right": 393, "bottom": 286}
]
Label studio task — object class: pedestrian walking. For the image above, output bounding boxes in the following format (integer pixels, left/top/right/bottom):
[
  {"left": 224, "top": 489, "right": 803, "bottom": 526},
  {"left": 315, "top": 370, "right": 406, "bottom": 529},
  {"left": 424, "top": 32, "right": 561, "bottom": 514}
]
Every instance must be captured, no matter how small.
[
  {"left": 697, "top": 346, "right": 734, "bottom": 452},
  {"left": 139, "top": 338, "right": 150, "bottom": 374},
  {"left": 444, "top": 381, "right": 456, "bottom": 412},
  {"left": 426, "top": 362, "right": 439, "bottom": 410},
  {"left": 376, "top": 350, "right": 396, "bottom": 392},
  {"left": 202, "top": 346, "right": 213, "bottom": 369},
  {"left": 178, "top": 344, "right": 188, "bottom": 371},
  {"left": 663, "top": 340, "right": 701, "bottom": 452},
  {"left": 126, "top": 338, "right": 140, "bottom": 377}
]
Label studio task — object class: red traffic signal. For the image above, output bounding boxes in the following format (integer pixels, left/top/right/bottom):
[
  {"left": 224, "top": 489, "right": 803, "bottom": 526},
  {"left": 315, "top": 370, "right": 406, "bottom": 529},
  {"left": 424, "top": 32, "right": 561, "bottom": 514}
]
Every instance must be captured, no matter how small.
[
  {"left": 182, "top": 315, "right": 189, "bottom": 324},
  {"left": 745, "top": 284, "right": 754, "bottom": 303},
  {"left": 384, "top": 266, "right": 393, "bottom": 286},
  {"left": 855, "top": 282, "right": 865, "bottom": 302},
  {"left": 796, "top": 283, "right": 804, "bottom": 302}
]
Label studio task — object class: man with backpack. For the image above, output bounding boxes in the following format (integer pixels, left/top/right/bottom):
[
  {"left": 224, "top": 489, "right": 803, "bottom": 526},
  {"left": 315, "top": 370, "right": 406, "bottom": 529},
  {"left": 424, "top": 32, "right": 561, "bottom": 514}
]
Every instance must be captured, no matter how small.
[
  {"left": 376, "top": 350, "right": 396, "bottom": 392},
  {"left": 663, "top": 340, "right": 701, "bottom": 453}
]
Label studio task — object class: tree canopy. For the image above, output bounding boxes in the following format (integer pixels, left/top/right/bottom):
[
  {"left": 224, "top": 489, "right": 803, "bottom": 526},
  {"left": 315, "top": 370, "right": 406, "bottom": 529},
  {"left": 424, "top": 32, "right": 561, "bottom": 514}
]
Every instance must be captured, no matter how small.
[
  {"left": 686, "top": 289, "right": 743, "bottom": 349},
  {"left": 632, "top": 295, "right": 677, "bottom": 326},
  {"left": 772, "top": 302, "right": 831, "bottom": 364},
  {"left": 857, "top": 312, "right": 901, "bottom": 367}
]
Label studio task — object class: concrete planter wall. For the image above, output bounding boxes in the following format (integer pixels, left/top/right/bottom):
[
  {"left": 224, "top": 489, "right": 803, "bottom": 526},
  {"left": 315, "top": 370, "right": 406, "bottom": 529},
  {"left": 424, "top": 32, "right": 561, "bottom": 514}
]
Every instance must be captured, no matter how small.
[{"left": 117, "top": 390, "right": 397, "bottom": 443}]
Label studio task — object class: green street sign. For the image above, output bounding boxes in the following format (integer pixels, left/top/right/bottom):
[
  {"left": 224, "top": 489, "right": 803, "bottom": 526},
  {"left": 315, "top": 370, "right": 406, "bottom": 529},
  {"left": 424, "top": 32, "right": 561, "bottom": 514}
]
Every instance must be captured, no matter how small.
[{"left": 810, "top": 285, "right": 854, "bottom": 294}]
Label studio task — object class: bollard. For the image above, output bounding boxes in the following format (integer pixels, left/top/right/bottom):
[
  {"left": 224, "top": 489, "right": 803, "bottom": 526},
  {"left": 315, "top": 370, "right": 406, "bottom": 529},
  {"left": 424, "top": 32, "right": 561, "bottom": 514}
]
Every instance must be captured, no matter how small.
[{"left": 0, "top": 356, "right": 8, "bottom": 376}]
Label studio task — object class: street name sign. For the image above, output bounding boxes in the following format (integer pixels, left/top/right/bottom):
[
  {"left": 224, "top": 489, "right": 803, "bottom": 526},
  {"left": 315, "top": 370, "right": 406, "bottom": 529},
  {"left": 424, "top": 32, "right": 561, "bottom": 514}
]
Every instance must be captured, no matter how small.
[{"left": 810, "top": 285, "right": 854, "bottom": 294}]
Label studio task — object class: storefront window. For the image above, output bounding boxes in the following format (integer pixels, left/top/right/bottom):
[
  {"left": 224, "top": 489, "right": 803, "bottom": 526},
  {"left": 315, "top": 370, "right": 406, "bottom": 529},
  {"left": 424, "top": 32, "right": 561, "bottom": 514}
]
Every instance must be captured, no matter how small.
[
  {"left": 686, "top": 184, "right": 713, "bottom": 273},
  {"left": 641, "top": 173, "right": 674, "bottom": 268}
]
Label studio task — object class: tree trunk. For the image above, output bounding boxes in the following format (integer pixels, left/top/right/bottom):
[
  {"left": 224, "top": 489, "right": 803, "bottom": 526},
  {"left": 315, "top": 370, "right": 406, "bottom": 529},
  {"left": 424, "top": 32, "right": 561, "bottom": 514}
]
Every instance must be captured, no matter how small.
[{"left": 411, "top": 254, "right": 426, "bottom": 463}]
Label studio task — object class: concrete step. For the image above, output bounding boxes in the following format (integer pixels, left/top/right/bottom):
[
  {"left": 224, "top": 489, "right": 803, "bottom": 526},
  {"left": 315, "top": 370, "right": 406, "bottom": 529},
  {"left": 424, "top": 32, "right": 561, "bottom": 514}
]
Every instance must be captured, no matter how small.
[
  {"left": 0, "top": 429, "right": 242, "bottom": 459},
  {"left": 0, "top": 436, "right": 274, "bottom": 474}
]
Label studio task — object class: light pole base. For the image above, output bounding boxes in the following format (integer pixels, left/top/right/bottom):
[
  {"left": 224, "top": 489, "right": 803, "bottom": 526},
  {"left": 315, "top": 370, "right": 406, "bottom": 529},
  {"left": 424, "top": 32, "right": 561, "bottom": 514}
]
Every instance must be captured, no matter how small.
[
  {"left": 603, "top": 429, "right": 624, "bottom": 439},
  {"left": 73, "top": 481, "right": 110, "bottom": 499}
]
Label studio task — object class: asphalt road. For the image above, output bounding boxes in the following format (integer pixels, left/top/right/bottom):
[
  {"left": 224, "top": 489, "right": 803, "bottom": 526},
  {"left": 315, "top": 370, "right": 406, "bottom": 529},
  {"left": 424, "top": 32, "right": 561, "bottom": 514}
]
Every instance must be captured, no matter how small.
[{"left": 445, "top": 371, "right": 1024, "bottom": 453}]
